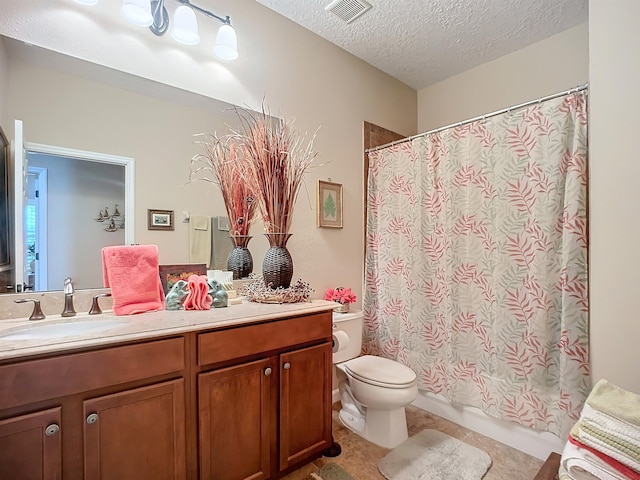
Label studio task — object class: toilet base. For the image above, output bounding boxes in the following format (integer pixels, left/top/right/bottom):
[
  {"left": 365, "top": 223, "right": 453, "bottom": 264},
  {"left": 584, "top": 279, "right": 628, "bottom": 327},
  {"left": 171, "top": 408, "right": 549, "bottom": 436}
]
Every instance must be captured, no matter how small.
[
  {"left": 363, "top": 407, "right": 409, "bottom": 449},
  {"left": 339, "top": 405, "right": 409, "bottom": 449},
  {"left": 339, "top": 408, "right": 365, "bottom": 434}
]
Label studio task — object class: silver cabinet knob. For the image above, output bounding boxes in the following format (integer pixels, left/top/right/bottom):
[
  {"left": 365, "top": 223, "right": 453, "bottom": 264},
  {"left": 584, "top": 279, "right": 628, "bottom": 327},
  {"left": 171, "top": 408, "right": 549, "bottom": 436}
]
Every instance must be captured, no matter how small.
[
  {"left": 264, "top": 367, "right": 272, "bottom": 376},
  {"left": 45, "top": 423, "right": 60, "bottom": 436},
  {"left": 86, "top": 413, "right": 99, "bottom": 424},
  {"left": 283, "top": 362, "right": 291, "bottom": 370}
]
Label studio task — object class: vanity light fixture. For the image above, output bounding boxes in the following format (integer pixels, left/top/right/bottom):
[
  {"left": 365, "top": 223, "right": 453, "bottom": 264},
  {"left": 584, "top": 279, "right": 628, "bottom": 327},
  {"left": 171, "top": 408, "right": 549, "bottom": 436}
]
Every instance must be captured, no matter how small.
[{"left": 76, "top": 0, "right": 238, "bottom": 60}]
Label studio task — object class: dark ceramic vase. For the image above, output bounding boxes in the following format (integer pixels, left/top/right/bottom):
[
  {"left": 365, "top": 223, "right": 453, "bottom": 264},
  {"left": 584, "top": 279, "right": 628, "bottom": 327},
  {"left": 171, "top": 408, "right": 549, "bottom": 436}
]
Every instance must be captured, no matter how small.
[
  {"left": 227, "top": 235, "right": 253, "bottom": 280},
  {"left": 262, "top": 233, "right": 293, "bottom": 289}
]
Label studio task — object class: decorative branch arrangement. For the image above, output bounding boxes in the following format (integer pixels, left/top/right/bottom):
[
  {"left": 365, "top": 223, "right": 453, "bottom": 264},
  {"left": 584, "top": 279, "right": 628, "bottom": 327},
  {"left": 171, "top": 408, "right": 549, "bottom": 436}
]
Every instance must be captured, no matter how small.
[
  {"left": 190, "top": 135, "right": 256, "bottom": 237},
  {"left": 236, "top": 107, "right": 319, "bottom": 236},
  {"left": 190, "top": 104, "right": 320, "bottom": 292}
]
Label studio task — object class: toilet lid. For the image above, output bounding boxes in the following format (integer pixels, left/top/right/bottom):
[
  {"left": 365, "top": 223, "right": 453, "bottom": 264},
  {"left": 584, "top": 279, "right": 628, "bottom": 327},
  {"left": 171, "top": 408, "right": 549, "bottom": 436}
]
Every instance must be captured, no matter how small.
[{"left": 344, "top": 355, "right": 416, "bottom": 388}]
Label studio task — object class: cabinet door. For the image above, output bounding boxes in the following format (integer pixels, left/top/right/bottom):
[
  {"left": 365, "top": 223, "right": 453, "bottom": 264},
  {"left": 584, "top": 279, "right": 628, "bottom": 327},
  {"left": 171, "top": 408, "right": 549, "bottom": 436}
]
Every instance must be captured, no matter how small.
[
  {"left": 83, "top": 379, "right": 186, "bottom": 480},
  {"left": 0, "top": 407, "right": 62, "bottom": 480},
  {"left": 279, "top": 342, "right": 332, "bottom": 471},
  {"left": 199, "top": 358, "right": 273, "bottom": 480}
]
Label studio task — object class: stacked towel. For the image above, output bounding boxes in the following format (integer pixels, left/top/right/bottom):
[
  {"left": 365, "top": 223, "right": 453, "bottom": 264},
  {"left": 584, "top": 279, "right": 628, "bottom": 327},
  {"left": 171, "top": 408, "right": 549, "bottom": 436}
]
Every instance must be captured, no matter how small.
[
  {"left": 102, "top": 245, "right": 166, "bottom": 315},
  {"left": 561, "top": 380, "right": 640, "bottom": 480}
]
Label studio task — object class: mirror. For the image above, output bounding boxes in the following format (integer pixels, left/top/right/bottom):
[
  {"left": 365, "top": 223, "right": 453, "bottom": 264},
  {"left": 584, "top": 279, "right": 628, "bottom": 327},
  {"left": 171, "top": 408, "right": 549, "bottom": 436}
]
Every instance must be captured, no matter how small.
[
  {"left": 1, "top": 34, "right": 254, "bottom": 293},
  {"left": 0, "top": 125, "right": 10, "bottom": 292},
  {"left": 20, "top": 145, "right": 132, "bottom": 292}
]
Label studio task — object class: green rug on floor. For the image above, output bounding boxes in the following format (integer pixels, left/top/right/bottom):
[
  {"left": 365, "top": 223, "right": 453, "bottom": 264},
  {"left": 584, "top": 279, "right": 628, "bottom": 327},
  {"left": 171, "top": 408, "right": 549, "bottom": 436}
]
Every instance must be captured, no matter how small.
[
  {"left": 309, "top": 463, "right": 356, "bottom": 480},
  {"left": 378, "top": 429, "right": 492, "bottom": 480}
]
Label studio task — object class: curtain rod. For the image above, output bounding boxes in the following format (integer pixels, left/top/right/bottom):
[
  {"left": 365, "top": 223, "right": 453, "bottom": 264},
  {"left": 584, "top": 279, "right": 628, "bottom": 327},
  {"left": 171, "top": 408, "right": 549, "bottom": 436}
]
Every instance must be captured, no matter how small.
[{"left": 366, "top": 83, "right": 589, "bottom": 154}]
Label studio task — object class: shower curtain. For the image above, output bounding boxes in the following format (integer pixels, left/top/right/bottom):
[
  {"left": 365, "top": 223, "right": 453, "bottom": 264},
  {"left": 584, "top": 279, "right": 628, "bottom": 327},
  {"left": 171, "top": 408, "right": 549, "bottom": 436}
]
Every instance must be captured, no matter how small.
[{"left": 364, "top": 91, "right": 589, "bottom": 436}]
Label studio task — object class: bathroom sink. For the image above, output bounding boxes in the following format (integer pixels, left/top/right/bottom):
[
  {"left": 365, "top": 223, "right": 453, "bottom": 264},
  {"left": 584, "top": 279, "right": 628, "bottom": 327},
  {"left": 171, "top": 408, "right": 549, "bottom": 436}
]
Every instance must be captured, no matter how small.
[{"left": 0, "top": 318, "right": 129, "bottom": 341}]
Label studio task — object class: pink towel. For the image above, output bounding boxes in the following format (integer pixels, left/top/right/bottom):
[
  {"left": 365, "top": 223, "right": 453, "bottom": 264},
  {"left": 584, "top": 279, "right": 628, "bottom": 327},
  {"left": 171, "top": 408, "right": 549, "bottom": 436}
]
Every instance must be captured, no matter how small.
[
  {"left": 102, "top": 245, "right": 166, "bottom": 315},
  {"left": 183, "top": 275, "right": 212, "bottom": 310}
]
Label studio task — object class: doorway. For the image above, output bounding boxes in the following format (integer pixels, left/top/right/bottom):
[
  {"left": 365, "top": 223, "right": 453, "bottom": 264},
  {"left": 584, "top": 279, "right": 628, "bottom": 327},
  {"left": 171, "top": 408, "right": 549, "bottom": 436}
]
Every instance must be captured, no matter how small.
[{"left": 26, "top": 166, "right": 47, "bottom": 291}]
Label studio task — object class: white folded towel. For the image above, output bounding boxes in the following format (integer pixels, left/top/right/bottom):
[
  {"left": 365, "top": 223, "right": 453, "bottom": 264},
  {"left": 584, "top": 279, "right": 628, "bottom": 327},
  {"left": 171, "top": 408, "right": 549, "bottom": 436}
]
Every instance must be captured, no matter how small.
[
  {"left": 561, "top": 439, "right": 628, "bottom": 480},
  {"left": 581, "top": 404, "right": 640, "bottom": 449}
]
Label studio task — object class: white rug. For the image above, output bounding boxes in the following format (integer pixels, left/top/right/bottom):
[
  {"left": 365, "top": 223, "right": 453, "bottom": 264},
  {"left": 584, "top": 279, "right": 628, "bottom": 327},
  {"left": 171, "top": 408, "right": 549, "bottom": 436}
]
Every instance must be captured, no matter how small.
[{"left": 378, "top": 429, "right": 492, "bottom": 480}]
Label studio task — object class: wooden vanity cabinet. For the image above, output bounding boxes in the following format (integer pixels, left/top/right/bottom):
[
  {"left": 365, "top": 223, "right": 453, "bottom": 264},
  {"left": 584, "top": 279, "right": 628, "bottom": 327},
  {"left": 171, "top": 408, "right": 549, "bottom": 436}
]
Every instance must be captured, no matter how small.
[
  {"left": 199, "top": 358, "right": 274, "bottom": 480},
  {"left": 197, "top": 311, "right": 333, "bottom": 479},
  {"left": 0, "top": 337, "right": 187, "bottom": 480},
  {"left": 0, "top": 407, "right": 62, "bottom": 480},
  {"left": 279, "top": 342, "right": 332, "bottom": 472},
  {"left": 0, "top": 308, "right": 334, "bottom": 480},
  {"left": 83, "top": 379, "right": 186, "bottom": 480}
]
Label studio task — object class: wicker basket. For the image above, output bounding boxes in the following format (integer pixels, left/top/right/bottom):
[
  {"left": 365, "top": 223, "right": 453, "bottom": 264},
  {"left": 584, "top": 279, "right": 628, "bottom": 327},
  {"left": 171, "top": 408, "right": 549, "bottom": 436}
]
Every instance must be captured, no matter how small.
[
  {"left": 262, "top": 233, "right": 293, "bottom": 289},
  {"left": 227, "top": 236, "right": 253, "bottom": 280}
]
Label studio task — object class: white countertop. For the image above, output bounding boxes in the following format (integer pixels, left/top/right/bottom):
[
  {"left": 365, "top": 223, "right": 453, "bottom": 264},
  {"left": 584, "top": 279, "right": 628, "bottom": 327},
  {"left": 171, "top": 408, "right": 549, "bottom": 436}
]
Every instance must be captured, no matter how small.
[{"left": 0, "top": 300, "right": 337, "bottom": 361}]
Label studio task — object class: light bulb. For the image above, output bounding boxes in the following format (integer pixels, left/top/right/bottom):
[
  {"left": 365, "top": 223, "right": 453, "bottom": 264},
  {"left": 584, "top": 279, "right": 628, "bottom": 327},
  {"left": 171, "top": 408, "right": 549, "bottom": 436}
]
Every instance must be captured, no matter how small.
[
  {"left": 171, "top": 5, "right": 200, "bottom": 45},
  {"left": 213, "top": 24, "right": 238, "bottom": 60},
  {"left": 121, "top": 0, "right": 153, "bottom": 27}
]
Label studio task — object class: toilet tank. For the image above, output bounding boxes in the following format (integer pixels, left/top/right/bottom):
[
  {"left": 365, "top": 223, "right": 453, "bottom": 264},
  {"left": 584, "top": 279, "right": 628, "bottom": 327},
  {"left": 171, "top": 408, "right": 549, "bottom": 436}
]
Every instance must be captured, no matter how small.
[{"left": 332, "top": 310, "right": 363, "bottom": 364}]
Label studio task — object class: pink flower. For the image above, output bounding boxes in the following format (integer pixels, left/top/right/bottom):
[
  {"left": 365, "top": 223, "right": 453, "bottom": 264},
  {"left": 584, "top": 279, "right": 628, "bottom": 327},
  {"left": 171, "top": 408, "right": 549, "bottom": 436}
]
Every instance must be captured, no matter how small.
[{"left": 324, "top": 287, "right": 357, "bottom": 305}]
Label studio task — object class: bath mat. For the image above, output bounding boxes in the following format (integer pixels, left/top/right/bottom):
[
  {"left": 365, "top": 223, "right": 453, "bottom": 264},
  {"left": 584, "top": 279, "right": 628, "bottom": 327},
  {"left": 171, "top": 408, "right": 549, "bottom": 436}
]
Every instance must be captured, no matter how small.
[
  {"left": 378, "top": 429, "right": 492, "bottom": 480},
  {"left": 308, "top": 463, "right": 356, "bottom": 480}
]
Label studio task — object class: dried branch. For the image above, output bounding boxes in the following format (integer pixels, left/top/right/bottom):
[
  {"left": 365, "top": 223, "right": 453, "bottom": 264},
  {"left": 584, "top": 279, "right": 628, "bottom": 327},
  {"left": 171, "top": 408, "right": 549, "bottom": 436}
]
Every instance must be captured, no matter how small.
[
  {"left": 190, "top": 134, "right": 257, "bottom": 236},
  {"left": 233, "top": 107, "right": 318, "bottom": 234}
]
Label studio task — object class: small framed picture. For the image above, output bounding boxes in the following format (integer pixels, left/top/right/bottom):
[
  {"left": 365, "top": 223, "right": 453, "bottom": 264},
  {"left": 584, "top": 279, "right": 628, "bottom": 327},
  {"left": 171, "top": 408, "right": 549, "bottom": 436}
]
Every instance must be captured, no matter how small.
[
  {"left": 317, "top": 180, "right": 343, "bottom": 228},
  {"left": 158, "top": 263, "right": 207, "bottom": 294},
  {"left": 148, "top": 209, "right": 174, "bottom": 231}
]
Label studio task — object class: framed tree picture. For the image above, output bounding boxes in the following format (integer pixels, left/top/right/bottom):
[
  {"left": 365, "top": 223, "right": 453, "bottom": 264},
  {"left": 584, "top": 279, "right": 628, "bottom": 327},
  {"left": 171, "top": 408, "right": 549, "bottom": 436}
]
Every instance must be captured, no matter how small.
[{"left": 317, "top": 180, "right": 343, "bottom": 228}]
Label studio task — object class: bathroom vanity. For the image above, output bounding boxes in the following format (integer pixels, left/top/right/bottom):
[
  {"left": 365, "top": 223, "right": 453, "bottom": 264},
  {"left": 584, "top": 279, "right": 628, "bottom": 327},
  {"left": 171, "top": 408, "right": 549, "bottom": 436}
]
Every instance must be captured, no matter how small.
[{"left": 0, "top": 301, "right": 335, "bottom": 480}]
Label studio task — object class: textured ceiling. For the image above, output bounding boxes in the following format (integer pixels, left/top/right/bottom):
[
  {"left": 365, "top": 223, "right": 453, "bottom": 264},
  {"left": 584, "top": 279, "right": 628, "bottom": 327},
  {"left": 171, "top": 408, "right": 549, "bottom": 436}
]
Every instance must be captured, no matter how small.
[{"left": 254, "top": 0, "right": 588, "bottom": 90}]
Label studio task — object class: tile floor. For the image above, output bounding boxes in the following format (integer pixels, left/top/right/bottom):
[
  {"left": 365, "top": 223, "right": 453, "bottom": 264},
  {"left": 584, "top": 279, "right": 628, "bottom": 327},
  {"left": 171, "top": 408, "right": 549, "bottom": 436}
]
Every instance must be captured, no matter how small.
[{"left": 283, "top": 404, "right": 544, "bottom": 480}]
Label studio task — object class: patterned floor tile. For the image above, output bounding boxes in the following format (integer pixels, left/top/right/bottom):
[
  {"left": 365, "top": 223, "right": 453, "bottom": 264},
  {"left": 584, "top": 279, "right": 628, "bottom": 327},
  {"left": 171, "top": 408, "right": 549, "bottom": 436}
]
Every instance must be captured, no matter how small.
[{"left": 288, "top": 403, "right": 544, "bottom": 480}]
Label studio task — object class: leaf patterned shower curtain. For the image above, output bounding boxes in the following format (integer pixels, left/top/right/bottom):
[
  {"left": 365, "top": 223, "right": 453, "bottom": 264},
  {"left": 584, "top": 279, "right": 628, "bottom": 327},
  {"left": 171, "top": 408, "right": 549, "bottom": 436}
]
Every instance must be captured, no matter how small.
[{"left": 363, "top": 91, "right": 589, "bottom": 436}]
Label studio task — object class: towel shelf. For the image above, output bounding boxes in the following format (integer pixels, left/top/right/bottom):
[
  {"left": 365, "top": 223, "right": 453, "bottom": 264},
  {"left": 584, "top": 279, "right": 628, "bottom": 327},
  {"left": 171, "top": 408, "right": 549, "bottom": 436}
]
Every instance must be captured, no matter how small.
[{"left": 533, "top": 452, "right": 560, "bottom": 480}]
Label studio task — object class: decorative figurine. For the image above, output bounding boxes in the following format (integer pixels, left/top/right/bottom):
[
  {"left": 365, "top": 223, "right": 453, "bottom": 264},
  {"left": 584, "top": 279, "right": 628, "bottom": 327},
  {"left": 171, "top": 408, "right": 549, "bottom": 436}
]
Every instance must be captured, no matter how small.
[
  {"left": 208, "top": 279, "right": 229, "bottom": 308},
  {"left": 165, "top": 279, "right": 189, "bottom": 310}
]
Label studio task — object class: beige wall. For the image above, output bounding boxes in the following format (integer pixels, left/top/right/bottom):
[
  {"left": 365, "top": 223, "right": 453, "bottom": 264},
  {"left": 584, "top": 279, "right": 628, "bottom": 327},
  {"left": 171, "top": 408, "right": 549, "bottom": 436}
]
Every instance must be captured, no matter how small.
[
  {"left": 417, "top": 23, "right": 589, "bottom": 132},
  {"left": 589, "top": 0, "right": 640, "bottom": 393},
  {"left": 0, "top": 0, "right": 417, "bottom": 303}
]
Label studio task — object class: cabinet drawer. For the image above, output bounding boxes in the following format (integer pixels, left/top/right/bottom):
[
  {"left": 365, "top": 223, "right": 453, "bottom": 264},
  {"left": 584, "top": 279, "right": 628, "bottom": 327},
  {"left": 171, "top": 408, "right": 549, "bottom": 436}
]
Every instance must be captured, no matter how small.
[
  {"left": 0, "top": 337, "right": 185, "bottom": 411},
  {"left": 198, "top": 312, "right": 331, "bottom": 366}
]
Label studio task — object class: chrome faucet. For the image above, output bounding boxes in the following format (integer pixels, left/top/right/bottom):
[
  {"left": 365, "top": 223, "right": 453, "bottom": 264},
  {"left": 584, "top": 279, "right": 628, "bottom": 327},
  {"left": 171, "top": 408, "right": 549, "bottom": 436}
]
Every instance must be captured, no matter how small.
[
  {"left": 14, "top": 299, "right": 46, "bottom": 321},
  {"left": 61, "top": 277, "right": 76, "bottom": 317},
  {"left": 89, "top": 293, "right": 112, "bottom": 315}
]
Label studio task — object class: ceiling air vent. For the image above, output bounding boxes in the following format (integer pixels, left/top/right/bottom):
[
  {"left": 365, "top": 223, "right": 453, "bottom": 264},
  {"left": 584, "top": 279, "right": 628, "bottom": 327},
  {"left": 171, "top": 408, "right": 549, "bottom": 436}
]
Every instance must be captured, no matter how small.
[{"left": 325, "top": 0, "right": 372, "bottom": 24}]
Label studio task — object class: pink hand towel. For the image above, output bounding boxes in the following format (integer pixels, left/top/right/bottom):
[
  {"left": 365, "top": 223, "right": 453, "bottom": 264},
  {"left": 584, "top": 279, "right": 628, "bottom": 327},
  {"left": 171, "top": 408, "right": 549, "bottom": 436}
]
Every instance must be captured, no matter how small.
[
  {"left": 183, "top": 275, "right": 212, "bottom": 310},
  {"left": 102, "top": 245, "right": 166, "bottom": 315}
]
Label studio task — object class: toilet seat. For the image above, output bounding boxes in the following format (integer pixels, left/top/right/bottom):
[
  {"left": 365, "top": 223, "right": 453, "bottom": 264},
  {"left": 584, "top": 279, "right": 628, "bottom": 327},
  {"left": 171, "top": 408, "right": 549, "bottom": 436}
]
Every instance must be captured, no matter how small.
[{"left": 344, "top": 355, "right": 416, "bottom": 389}]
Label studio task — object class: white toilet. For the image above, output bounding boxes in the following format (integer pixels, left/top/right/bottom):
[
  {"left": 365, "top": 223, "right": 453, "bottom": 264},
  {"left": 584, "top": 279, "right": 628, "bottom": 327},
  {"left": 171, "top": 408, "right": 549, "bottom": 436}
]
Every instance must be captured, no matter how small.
[{"left": 332, "top": 311, "right": 418, "bottom": 449}]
